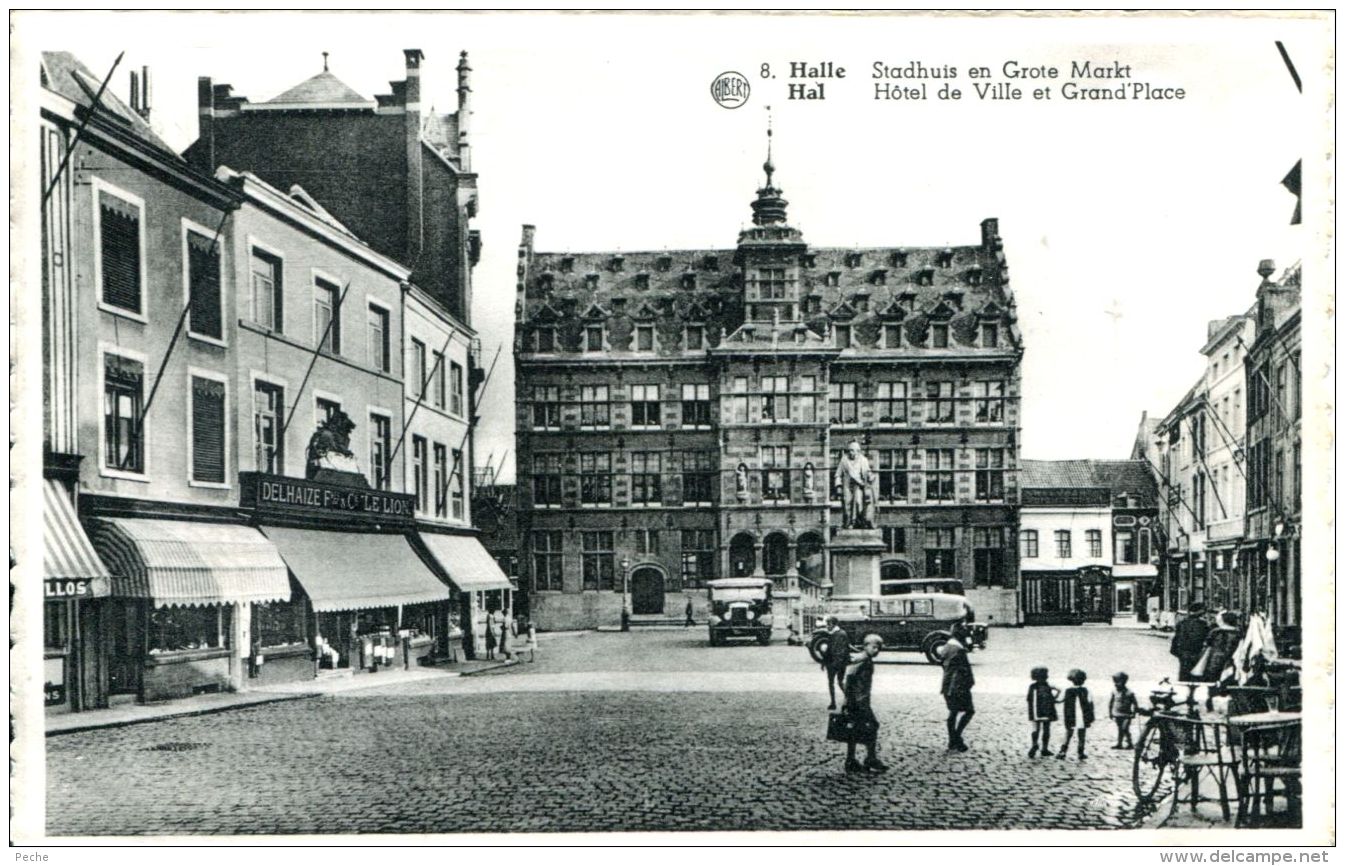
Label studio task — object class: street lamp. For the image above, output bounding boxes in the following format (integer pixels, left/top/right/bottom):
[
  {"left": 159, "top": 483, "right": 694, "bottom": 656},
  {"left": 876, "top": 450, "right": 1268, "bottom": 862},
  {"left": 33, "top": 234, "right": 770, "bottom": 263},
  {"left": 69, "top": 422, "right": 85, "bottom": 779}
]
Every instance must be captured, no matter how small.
[{"left": 620, "top": 557, "right": 631, "bottom": 632}]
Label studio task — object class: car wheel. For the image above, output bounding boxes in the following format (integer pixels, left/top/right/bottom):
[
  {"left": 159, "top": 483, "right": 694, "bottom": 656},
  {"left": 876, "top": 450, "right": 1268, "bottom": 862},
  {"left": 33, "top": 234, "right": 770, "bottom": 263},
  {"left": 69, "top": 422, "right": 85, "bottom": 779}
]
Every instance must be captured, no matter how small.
[
  {"left": 757, "top": 631, "right": 771, "bottom": 646},
  {"left": 807, "top": 633, "right": 830, "bottom": 664},
  {"left": 708, "top": 632, "right": 719, "bottom": 647},
  {"left": 922, "top": 631, "right": 951, "bottom": 664}
]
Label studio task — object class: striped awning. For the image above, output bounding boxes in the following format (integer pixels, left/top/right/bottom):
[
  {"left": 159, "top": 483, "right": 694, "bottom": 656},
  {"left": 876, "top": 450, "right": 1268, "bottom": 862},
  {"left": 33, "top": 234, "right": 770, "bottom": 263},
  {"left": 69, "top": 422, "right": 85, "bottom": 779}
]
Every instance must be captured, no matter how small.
[
  {"left": 418, "top": 533, "right": 514, "bottom": 592},
  {"left": 92, "top": 518, "right": 290, "bottom": 608},
  {"left": 43, "top": 481, "right": 110, "bottom": 595},
  {"left": 261, "top": 526, "right": 453, "bottom": 613}
]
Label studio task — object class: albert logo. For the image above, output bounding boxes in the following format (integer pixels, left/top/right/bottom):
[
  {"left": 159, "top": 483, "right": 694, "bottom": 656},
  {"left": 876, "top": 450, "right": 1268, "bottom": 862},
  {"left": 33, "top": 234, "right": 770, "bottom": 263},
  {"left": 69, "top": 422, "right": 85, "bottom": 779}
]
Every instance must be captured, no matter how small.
[{"left": 710, "top": 71, "right": 750, "bottom": 109}]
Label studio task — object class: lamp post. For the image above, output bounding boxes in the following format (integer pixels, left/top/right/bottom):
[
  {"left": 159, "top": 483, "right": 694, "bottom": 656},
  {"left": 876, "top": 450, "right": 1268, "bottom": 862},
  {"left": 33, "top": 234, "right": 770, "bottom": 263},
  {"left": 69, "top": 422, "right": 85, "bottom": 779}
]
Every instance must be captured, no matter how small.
[{"left": 620, "top": 557, "right": 631, "bottom": 633}]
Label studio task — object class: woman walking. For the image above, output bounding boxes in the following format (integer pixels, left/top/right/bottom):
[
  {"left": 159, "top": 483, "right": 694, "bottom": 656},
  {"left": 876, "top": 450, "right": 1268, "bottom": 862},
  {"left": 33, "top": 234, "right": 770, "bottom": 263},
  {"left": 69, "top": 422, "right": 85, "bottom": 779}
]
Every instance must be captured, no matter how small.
[
  {"left": 941, "top": 624, "right": 976, "bottom": 752},
  {"left": 831, "top": 633, "right": 888, "bottom": 774}
]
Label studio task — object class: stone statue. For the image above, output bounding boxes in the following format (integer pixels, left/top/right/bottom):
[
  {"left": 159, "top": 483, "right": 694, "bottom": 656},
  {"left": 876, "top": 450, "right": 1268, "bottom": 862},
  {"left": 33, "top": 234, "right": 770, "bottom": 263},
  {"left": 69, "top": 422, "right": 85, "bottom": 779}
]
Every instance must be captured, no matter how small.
[
  {"left": 833, "top": 440, "right": 878, "bottom": 529},
  {"left": 802, "top": 461, "right": 816, "bottom": 501},
  {"left": 735, "top": 462, "right": 749, "bottom": 501},
  {"left": 305, "top": 409, "right": 361, "bottom": 480}
]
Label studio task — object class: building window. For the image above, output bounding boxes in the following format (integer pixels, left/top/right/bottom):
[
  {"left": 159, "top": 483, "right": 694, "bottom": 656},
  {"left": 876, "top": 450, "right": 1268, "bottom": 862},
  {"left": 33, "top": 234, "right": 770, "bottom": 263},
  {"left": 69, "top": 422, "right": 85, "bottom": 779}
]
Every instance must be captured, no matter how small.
[
  {"left": 368, "top": 305, "right": 390, "bottom": 373},
  {"left": 882, "top": 526, "right": 907, "bottom": 554},
  {"left": 253, "top": 381, "right": 284, "bottom": 474},
  {"left": 834, "top": 325, "right": 851, "bottom": 349},
  {"left": 681, "top": 384, "right": 711, "bottom": 428},
  {"left": 754, "top": 267, "right": 789, "bottom": 300},
  {"left": 581, "top": 531, "right": 616, "bottom": 591},
  {"left": 1020, "top": 529, "right": 1039, "bottom": 559},
  {"left": 316, "top": 397, "right": 341, "bottom": 427},
  {"left": 532, "top": 531, "right": 563, "bottom": 591},
  {"left": 370, "top": 413, "right": 392, "bottom": 491},
  {"left": 761, "top": 446, "right": 791, "bottom": 502},
  {"left": 149, "top": 605, "right": 229, "bottom": 653},
  {"left": 451, "top": 449, "right": 465, "bottom": 519},
  {"left": 980, "top": 322, "right": 999, "bottom": 348},
  {"left": 579, "top": 385, "right": 611, "bottom": 429},
  {"left": 1086, "top": 529, "right": 1103, "bottom": 559},
  {"left": 925, "top": 527, "right": 956, "bottom": 577},
  {"left": 796, "top": 375, "right": 817, "bottom": 423},
  {"left": 973, "top": 527, "right": 1005, "bottom": 586},
  {"left": 829, "top": 382, "right": 859, "bottom": 425},
  {"left": 314, "top": 278, "right": 341, "bottom": 354},
  {"left": 431, "top": 351, "right": 446, "bottom": 409},
  {"left": 761, "top": 376, "right": 790, "bottom": 422},
  {"left": 924, "top": 448, "right": 956, "bottom": 502},
  {"left": 634, "top": 529, "right": 659, "bottom": 556},
  {"left": 189, "top": 375, "right": 226, "bottom": 484},
  {"left": 450, "top": 361, "right": 464, "bottom": 416},
  {"left": 1054, "top": 530, "right": 1072, "bottom": 559},
  {"left": 1276, "top": 363, "right": 1289, "bottom": 420},
  {"left": 877, "top": 450, "right": 909, "bottom": 502},
  {"left": 681, "top": 451, "right": 715, "bottom": 505},
  {"left": 584, "top": 326, "right": 604, "bottom": 352},
  {"left": 579, "top": 452, "right": 612, "bottom": 506},
  {"left": 431, "top": 443, "right": 447, "bottom": 515},
  {"left": 973, "top": 381, "right": 1006, "bottom": 423},
  {"left": 250, "top": 248, "right": 282, "bottom": 331},
  {"left": 252, "top": 600, "right": 306, "bottom": 648},
  {"left": 1194, "top": 471, "right": 1207, "bottom": 528},
  {"left": 925, "top": 382, "right": 955, "bottom": 425},
  {"left": 412, "top": 436, "right": 428, "bottom": 512},
  {"left": 636, "top": 326, "right": 655, "bottom": 352},
  {"left": 97, "top": 186, "right": 144, "bottom": 314},
  {"left": 101, "top": 353, "right": 144, "bottom": 474},
  {"left": 409, "top": 339, "right": 427, "bottom": 399},
  {"left": 681, "top": 530, "right": 716, "bottom": 587},
  {"left": 630, "top": 452, "right": 662, "bottom": 506},
  {"left": 931, "top": 323, "right": 950, "bottom": 348},
  {"left": 630, "top": 385, "right": 661, "bottom": 429},
  {"left": 730, "top": 377, "right": 750, "bottom": 424},
  {"left": 532, "top": 386, "right": 562, "bottom": 430},
  {"left": 974, "top": 448, "right": 1005, "bottom": 501},
  {"left": 634, "top": 273, "right": 650, "bottom": 290},
  {"left": 185, "top": 227, "right": 224, "bottom": 341},
  {"left": 1293, "top": 441, "right": 1301, "bottom": 504},
  {"left": 883, "top": 324, "right": 903, "bottom": 349},
  {"left": 685, "top": 326, "right": 704, "bottom": 350},
  {"left": 1115, "top": 530, "right": 1135, "bottom": 564},
  {"left": 876, "top": 382, "right": 908, "bottom": 424},
  {"left": 532, "top": 454, "right": 564, "bottom": 507},
  {"left": 535, "top": 326, "right": 556, "bottom": 353}
]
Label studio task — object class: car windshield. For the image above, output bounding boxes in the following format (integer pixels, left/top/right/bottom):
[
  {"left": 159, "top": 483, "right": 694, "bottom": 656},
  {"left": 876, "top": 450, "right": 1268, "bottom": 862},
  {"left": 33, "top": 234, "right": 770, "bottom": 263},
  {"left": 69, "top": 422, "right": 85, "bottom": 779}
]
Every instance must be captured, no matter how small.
[{"left": 710, "top": 588, "right": 767, "bottom": 603}]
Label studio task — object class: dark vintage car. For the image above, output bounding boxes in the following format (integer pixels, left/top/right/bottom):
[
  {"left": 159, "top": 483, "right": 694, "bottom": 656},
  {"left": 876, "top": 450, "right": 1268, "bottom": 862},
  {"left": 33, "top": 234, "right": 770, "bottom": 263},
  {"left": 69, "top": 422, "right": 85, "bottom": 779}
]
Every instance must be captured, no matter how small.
[
  {"left": 807, "top": 579, "right": 988, "bottom": 664},
  {"left": 706, "top": 578, "right": 774, "bottom": 646}
]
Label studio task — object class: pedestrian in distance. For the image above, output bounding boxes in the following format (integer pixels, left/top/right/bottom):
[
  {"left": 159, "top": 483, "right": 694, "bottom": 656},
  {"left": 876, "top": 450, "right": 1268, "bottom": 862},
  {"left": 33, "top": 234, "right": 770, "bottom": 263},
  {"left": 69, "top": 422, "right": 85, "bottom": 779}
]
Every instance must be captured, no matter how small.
[
  {"left": 1026, "top": 666, "right": 1059, "bottom": 758},
  {"left": 502, "top": 613, "right": 517, "bottom": 661},
  {"left": 484, "top": 612, "right": 497, "bottom": 660},
  {"left": 822, "top": 615, "right": 851, "bottom": 710},
  {"left": 830, "top": 633, "right": 888, "bottom": 774},
  {"left": 1170, "top": 601, "right": 1210, "bottom": 682},
  {"left": 1108, "top": 671, "right": 1138, "bottom": 749},
  {"left": 940, "top": 623, "right": 976, "bottom": 752},
  {"left": 1057, "top": 669, "right": 1094, "bottom": 760},
  {"left": 684, "top": 596, "right": 695, "bottom": 628},
  {"left": 520, "top": 619, "right": 539, "bottom": 663},
  {"left": 1199, "top": 610, "right": 1242, "bottom": 685}
]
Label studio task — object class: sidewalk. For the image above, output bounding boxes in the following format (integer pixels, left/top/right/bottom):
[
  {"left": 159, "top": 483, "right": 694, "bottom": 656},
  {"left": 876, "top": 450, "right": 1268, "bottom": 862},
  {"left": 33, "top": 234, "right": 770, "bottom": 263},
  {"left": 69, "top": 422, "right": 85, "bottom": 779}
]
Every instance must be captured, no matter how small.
[{"left": 46, "top": 658, "right": 516, "bottom": 737}]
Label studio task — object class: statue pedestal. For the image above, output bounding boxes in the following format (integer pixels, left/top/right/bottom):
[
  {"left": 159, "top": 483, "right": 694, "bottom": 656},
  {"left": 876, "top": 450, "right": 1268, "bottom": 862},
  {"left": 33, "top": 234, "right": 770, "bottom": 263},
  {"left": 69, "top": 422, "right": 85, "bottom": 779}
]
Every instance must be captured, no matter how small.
[{"left": 829, "top": 528, "right": 885, "bottom": 598}]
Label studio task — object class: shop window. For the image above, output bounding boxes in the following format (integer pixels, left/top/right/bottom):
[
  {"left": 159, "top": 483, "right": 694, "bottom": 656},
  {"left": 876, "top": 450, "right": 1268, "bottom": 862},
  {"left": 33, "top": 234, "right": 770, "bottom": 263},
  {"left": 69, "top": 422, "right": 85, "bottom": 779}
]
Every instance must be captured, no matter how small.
[
  {"left": 630, "top": 451, "right": 662, "bottom": 506},
  {"left": 973, "top": 527, "right": 1005, "bottom": 586},
  {"left": 149, "top": 605, "right": 230, "bottom": 653},
  {"left": 104, "top": 354, "right": 145, "bottom": 474},
  {"left": 44, "top": 602, "right": 70, "bottom": 650},
  {"left": 925, "top": 528, "right": 956, "bottom": 577},
  {"left": 680, "top": 450, "right": 715, "bottom": 505},
  {"left": 878, "top": 450, "right": 909, "bottom": 502},
  {"left": 581, "top": 531, "right": 616, "bottom": 590},
  {"left": 254, "top": 381, "right": 284, "bottom": 474},
  {"left": 367, "top": 304, "right": 390, "bottom": 373},
  {"left": 314, "top": 278, "right": 342, "bottom": 354},
  {"left": 876, "top": 382, "right": 908, "bottom": 424},
  {"left": 974, "top": 448, "right": 1005, "bottom": 502},
  {"left": 250, "top": 247, "right": 283, "bottom": 332},
  {"left": 252, "top": 600, "right": 306, "bottom": 648},
  {"left": 924, "top": 449, "right": 956, "bottom": 502},
  {"left": 97, "top": 185, "right": 145, "bottom": 315},
  {"left": 532, "top": 531, "right": 564, "bottom": 591}
]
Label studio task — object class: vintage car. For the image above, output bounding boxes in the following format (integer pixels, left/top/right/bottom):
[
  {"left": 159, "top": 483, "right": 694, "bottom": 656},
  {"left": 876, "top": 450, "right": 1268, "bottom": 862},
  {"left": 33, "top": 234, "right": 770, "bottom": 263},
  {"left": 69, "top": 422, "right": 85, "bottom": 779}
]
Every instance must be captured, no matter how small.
[
  {"left": 706, "top": 578, "right": 774, "bottom": 646},
  {"left": 807, "top": 579, "right": 988, "bottom": 664}
]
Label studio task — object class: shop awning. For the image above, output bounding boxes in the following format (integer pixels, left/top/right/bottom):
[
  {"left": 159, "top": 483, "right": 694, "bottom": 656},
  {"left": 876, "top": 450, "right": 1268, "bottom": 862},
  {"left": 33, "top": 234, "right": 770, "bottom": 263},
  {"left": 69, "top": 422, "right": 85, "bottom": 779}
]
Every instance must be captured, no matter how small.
[
  {"left": 418, "top": 533, "right": 514, "bottom": 593},
  {"left": 93, "top": 518, "right": 290, "bottom": 607},
  {"left": 43, "top": 481, "right": 111, "bottom": 596},
  {"left": 261, "top": 526, "right": 452, "bottom": 612}
]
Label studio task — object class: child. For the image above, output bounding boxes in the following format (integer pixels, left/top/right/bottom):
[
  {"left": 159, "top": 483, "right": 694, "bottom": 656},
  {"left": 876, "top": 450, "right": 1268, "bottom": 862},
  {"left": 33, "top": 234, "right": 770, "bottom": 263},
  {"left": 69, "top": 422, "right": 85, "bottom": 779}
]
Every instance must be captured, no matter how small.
[
  {"left": 1108, "top": 672, "right": 1138, "bottom": 749},
  {"left": 1026, "top": 666, "right": 1059, "bottom": 758},
  {"left": 1057, "top": 669, "right": 1094, "bottom": 761}
]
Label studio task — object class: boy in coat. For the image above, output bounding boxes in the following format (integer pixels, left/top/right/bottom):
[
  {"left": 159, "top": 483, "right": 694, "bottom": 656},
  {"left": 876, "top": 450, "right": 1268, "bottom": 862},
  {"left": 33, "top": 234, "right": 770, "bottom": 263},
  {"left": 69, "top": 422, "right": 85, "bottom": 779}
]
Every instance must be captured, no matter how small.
[
  {"left": 1108, "top": 671, "right": 1138, "bottom": 749},
  {"left": 1170, "top": 602, "right": 1210, "bottom": 681},
  {"left": 1026, "top": 666, "right": 1059, "bottom": 758},
  {"left": 940, "top": 625, "right": 976, "bottom": 752},
  {"left": 823, "top": 616, "right": 851, "bottom": 710},
  {"left": 1057, "top": 669, "right": 1094, "bottom": 760}
]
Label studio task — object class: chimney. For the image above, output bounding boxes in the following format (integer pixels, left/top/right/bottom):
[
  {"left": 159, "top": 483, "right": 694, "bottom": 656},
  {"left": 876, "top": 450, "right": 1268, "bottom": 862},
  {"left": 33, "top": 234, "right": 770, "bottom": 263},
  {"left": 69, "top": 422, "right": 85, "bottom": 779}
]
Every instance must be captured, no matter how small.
[
  {"left": 403, "top": 49, "right": 425, "bottom": 269},
  {"left": 136, "top": 66, "right": 152, "bottom": 121},
  {"left": 520, "top": 225, "right": 536, "bottom": 252},
  {"left": 980, "top": 217, "right": 1000, "bottom": 251},
  {"left": 456, "top": 51, "right": 472, "bottom": 171},
  {"left": 129, "top": 69, "right": 140, "bottom": 114},
  {"left": 192, "top": 75, "right": 215, "bottom": 174}
]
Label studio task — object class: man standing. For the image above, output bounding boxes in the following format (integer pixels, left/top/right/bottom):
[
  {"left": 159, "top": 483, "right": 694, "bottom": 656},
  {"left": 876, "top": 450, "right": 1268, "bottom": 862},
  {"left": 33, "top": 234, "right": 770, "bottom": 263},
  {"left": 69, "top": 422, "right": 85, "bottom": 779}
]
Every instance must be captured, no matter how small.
[
  {"left": 1170, "top": 601, "right": 1210, "bottom": 682},
  {"left": 684, "top": 596, "right": 695, "bottom": 628},
  {"left": 823, "top": 616, "right": 851, "bottom": 710},
  {"left": 833, "top": 440, "right": 878, "bottom": 529},
  {"left": 941, "top": 624, "right": 976, "bottom": 752}
]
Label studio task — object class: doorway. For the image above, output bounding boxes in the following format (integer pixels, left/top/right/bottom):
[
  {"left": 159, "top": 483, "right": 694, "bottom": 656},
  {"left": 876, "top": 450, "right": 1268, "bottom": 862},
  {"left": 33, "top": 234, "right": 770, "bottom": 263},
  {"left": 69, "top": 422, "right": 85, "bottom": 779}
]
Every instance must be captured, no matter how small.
[
  {"left": 106, "top": 599, "right": 143, "bottom": 700},
  {"left": 630, "top": 566, "right": 666, "bottom": 615}
]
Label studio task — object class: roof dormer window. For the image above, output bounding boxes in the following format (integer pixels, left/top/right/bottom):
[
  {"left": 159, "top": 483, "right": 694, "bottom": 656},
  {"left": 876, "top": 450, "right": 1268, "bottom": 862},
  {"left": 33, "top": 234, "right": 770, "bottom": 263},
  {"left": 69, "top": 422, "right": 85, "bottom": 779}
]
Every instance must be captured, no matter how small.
[
  {"left": 966, "top": 268, "right": 984, "bottom": 286},
  {"left": 635, "top": 273, "right": 650, "bottom": 290},
  {"left": 610, "top": 255, "right": 625, "bottom": 272},
  {"left": 656, "top": 256, "right": 673, "bottom": 273},
  {"left": 560, "top": 256, "right": 575, "bottom": 274},
  {"left": 826, "top": 271, "right": 841, "bottom": 287},
  {"left": 937, "top": 249, "right": 954, "bottom": 268},
  {"left": 585, "top": 273, "right": 600, "bottom": 290},
  {"left": 701, "top": 255, "right": 719, "bottom": 271},
  {"left": 538, "top": 273, "right": 555, "bottom": 292},
  {"left": 611, "top": 298, "right": 627, "bottom": 315},
  {"left": 890, "top": 250, "right": 908, "bottom": 268},
  {"left": 845, "top": 252, "right": 863, "bottom": 268},
  {"left": 681, "top": 273, "right": 697, "bottom": 290},
  {"left": 870, "top": 269, "right": 887, "bottom": 286},
  {"left": 801, "top": 253, "right": 817, "bottom": 268},
  {"left": 916, "top": 269, "right": 935, "bottom": 287}
]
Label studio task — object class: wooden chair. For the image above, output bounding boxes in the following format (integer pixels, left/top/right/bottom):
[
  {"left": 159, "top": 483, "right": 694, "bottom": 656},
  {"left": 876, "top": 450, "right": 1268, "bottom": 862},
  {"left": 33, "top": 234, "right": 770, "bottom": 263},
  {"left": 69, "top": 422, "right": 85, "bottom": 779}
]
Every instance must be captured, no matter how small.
[{"left": 1237, "top": 723, "right": 1302, "bottom": 827}]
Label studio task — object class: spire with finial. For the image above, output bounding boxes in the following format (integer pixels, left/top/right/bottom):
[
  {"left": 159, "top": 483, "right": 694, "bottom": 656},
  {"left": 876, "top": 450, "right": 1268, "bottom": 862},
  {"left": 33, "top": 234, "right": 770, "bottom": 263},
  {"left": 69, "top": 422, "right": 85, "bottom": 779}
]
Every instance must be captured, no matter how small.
[
  {"left": 322, "top": 51, "right": 329, "bottom": 72},
  {"left": 763, "top": 105, "right": 775, "bottom": 188},
  {"left": 750, "top": 106, "right": 790, "bottom": 227}
]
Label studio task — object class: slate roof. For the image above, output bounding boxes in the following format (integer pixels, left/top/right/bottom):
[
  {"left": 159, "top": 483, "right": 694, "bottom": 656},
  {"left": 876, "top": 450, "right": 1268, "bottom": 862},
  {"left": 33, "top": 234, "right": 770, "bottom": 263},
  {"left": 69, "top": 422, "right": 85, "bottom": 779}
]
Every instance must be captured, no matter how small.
[
  {"left": 40, "top": 52, "right": 179, "bottom": 158},
  {"left": 264, "top": 70, "right": 373, "bottom": 108},
  {"left": 1021, "top": 460, "right": 1159, "bottom": 508}
]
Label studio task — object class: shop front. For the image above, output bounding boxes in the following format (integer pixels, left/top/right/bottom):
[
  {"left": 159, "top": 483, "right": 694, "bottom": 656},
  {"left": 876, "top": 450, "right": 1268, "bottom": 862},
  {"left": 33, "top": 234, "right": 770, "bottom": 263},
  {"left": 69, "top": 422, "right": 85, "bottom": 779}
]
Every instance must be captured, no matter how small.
[
  {"left": 90, "top": 518, "right": 291, "bottom": 703},
  {"left": 43, "top": 480, "right": 112, "bottom": 714},
  {"left": 416, "top": 532, "right": 515, "bottom": 659}
]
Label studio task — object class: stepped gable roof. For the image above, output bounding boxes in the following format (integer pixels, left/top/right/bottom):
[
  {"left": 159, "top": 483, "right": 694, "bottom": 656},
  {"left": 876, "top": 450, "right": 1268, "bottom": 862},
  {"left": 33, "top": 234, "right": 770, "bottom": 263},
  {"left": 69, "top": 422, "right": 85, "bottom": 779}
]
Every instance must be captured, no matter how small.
[
  {"left": 421, "top": 110, "right": 461, "bottom": 160},
  {"left": 41, "top": 52, "right": 179, "bottom": 158},
  {"left": 264, "top": 70, "right": 374, "bottom": 109},
  {"left": 1021, "top": 460, "right": 1158, "bottom": 509}
]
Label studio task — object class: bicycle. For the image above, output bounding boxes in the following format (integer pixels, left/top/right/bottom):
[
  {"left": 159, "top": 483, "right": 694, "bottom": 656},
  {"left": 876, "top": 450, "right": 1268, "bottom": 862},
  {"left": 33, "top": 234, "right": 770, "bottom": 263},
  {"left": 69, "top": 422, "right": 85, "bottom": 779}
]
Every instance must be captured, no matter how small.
[{"left": 1132, "top": 681, "right": 1201, "bottom": 802}]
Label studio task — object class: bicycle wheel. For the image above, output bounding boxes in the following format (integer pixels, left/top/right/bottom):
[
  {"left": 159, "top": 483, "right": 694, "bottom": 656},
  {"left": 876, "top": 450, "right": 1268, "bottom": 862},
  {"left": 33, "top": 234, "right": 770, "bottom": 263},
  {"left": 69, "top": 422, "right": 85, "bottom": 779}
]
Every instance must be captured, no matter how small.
[{"left": 1132, "top": 720, "right": 1169, "bottom": 801}]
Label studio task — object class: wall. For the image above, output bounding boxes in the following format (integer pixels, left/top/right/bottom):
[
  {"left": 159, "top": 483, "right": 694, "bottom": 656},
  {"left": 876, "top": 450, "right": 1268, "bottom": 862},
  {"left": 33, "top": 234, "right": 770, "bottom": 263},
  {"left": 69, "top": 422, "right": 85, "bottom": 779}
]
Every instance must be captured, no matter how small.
[
  {"left": 1019, "top": 506, "right": 1112, "bottom": 571},
  {"left": 404, "top": 292, "right": 473, "bottom": 526}
]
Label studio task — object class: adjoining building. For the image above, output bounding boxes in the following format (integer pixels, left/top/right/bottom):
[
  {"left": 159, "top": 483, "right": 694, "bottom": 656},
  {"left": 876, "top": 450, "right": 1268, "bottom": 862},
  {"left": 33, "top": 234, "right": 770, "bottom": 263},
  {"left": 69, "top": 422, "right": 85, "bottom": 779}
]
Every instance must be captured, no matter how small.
[
  {"left": 1018, "top": 460, "right": 1159, "bottom": 626},
  {"left": 514, "top": 146, "right": 1024, "bottom": 631}
]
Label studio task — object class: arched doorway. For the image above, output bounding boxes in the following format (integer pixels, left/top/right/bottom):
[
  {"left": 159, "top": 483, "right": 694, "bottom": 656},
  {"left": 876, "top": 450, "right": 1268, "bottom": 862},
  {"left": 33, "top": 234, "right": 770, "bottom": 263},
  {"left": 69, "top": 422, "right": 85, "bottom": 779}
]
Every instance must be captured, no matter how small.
[
  {"left": 729, "top": 533, "right": 756, "bottom": 577},
  {"left": 797, "top": 532, "right": 824, "bottom": 582},
  {"left": 763, "top": 532, "right": 790, "bottom": 576},
  {"left": 630, "top": 566, "right": 666, "bottom": 615}
]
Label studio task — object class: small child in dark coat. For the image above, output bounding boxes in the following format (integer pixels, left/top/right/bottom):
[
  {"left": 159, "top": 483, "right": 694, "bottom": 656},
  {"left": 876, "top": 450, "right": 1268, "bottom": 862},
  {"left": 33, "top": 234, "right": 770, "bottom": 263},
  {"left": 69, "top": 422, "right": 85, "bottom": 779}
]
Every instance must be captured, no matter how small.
[
  {"left": 1026, "top": 666, "right": 1059, "bottom": 758},
  {"left": 1057, "top": 669, "right": 1094, "bottom": 761},
  {"left": 1108, "top": 672, "right": 1139, "bottom": 749}
]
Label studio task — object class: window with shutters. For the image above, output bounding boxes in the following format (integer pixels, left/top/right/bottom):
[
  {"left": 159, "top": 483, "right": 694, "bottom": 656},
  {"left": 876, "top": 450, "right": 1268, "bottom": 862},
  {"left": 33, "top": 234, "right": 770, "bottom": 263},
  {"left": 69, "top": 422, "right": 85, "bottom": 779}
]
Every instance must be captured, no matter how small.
[
  {"left": 184, "top": 223, "right": 224, "bottom": 342},
  {"left": 189, "top": 373, "right": 227, "bottom": 485},
  {"left": 103, "top": 353, "right": 145, "bottom": 475},
  {"left": 253, "top": 380, "right": 285, "bottom": 474},
  {"left": 250, "top": 246, "right": 283, "bottom": 332},
  {"left": 95, "top": 182, "right": 145, "bottom": 317},
  {"left": 370, "top": 413, "right": 392, "bottom": 491},
  {"left": 314, "top": 278, "right": 342, "bottom": 354}
]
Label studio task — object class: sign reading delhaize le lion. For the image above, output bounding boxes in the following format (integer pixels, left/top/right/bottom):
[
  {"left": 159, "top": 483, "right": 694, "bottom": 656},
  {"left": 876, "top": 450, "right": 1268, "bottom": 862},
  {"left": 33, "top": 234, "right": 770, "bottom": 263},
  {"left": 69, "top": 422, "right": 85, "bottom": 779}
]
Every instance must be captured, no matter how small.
[{"left": 240, "top": 473, "right": 417, "bottom": 526}]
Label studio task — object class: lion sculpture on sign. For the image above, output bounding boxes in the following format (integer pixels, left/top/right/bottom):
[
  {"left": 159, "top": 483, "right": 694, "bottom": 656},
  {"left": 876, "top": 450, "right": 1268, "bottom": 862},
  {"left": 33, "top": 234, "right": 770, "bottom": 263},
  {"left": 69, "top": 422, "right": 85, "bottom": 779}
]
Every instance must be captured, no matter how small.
[{"left": 305, "top": 409, "right": 361, "bottom": 481}]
